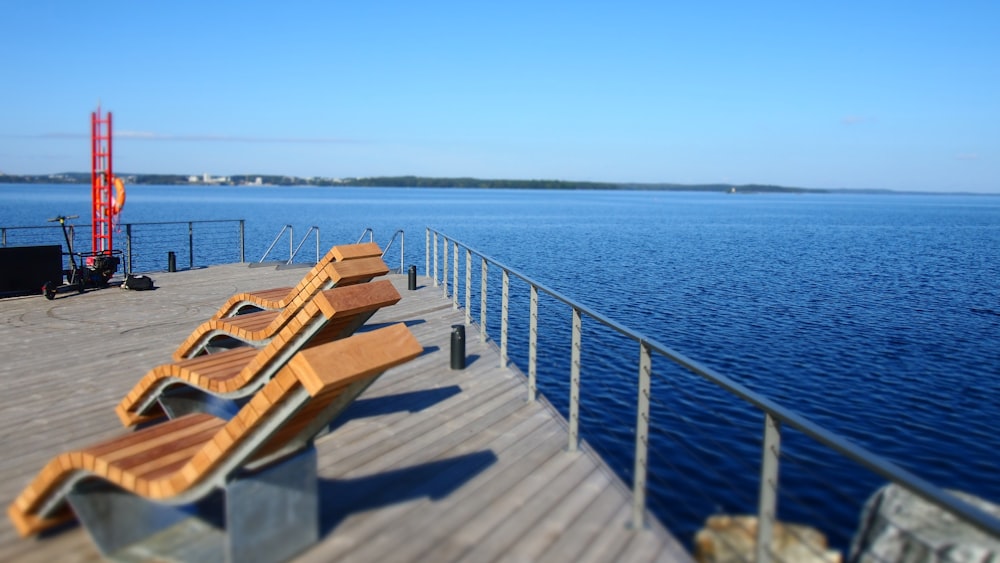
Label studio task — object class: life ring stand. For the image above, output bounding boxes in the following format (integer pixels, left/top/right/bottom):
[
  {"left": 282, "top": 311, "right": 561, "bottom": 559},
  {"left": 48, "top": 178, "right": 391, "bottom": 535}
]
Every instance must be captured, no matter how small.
[{"left": 112, "top": 177, "right": 126, "bottom": 215}]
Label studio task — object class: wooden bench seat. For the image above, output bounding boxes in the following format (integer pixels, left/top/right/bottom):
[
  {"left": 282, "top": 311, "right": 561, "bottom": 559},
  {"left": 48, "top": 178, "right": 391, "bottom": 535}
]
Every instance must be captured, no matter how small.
[
  {"left": 174, "top": 255, "right": 390, "bottom": 360},
  {"left": 211, "top": 242, "right": 383, "bottom": 320},
  {"left": 117, "top": 279, "right": 401, "bottom": 426},
  {"left": 8, "top": 324, "right": 423, "bottom": 545}
]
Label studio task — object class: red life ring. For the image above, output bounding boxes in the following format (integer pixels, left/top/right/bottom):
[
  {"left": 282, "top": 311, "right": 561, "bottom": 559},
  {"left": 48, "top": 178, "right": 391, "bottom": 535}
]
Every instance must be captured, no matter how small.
[{"left": 112, "top": 177, "right": 126, "bottom": 215}]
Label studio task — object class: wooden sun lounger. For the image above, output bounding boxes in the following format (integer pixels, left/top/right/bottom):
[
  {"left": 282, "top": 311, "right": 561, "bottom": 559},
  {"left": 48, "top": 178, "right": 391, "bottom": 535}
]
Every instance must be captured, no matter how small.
[
  {"left": 7, "top": 324, "right": 422, "bottom": 561},
  {"left": 211, "top": 241, "right": 383, "bottom": 320},
  {"left": 174, "top": 255, "right": 390, "bottom": 360},
  {"left": 117, "top": 279, "right": 401, "bottom": 426}
]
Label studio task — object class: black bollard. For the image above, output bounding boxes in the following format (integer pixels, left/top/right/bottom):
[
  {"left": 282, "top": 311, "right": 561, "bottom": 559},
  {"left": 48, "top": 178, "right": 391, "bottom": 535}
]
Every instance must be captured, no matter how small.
[
  {"left": 167, "top": 251, "right": 177, "bottom": 272},
  {"left": 408, "top": 265, "right": 417, "bottom": 291},
  {"left": 450, "top": 324, "right": 466, "bottom": 370}
]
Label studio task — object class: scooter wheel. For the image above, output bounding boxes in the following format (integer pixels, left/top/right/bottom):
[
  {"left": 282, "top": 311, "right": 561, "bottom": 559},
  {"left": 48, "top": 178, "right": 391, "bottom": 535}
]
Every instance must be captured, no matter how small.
[{"left": 42, "top": 281, "right": 56, "bottom": 300}]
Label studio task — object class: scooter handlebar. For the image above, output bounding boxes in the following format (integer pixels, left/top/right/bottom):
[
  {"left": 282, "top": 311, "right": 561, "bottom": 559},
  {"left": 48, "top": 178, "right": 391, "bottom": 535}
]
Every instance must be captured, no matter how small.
[{"left": 46, "top": 215, "right": 80, "bottom": 223}]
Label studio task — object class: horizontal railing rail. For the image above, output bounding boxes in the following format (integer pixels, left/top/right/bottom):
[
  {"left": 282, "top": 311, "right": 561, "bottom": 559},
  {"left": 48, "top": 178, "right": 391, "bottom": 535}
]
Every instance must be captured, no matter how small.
[{"left": 425, "top": 227, "right": 1000, "bottom": 562}]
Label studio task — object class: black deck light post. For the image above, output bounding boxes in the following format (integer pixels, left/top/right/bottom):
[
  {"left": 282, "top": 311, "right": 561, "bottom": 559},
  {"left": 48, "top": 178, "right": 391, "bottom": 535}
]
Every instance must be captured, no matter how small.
[
  {"left": 408, "top": 265, "right": 417, "bottom": 290},
  {"left": 451, "top": 324, "right": 466, "bottom": 370}
]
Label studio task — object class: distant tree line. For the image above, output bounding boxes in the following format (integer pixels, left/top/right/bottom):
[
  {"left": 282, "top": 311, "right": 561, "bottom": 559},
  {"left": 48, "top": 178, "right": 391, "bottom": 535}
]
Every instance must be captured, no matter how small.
[
  {"left": 0, "top": 172, "right": 824, "bottom": 193},
  {"left": 339, "top": 176, "right": 623, "bottom": 190}
]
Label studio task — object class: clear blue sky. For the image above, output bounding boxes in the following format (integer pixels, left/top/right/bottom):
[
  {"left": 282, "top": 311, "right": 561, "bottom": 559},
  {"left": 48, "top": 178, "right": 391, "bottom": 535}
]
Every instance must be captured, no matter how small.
[{"left": 1, "top": 1, "right": 997, "bottom": 192}]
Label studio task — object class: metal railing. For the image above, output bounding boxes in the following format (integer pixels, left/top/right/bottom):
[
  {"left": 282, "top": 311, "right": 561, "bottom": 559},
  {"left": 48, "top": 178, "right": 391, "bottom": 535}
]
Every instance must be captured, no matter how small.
[
  {"left": 382, "top": 229, "right": 405, "bottom": 273},
  {"left": 3, "top": 220, "right": 402, "bottom": 276},
  {"left": 2, "top": 220, "right": 245, "bottom": 273},
  {"left": 288, "top": 226, "right": 320, "bottom": 265},
  {"left": 425, "top": 228, "right": 1000, "bottom": 562},
  {"left": 355, "top": 228, "right": 406, "bottom": 273},
  {"left": 254, "top": 225, "right": 402, "bottom": 270},
  {"left": 258, "top": 224, "right": 293, "bottom": 264}
]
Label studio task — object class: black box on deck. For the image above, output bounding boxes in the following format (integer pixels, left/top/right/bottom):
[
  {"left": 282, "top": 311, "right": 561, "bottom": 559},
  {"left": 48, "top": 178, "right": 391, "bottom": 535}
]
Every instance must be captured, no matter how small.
[{"left": 0, "top": 245, "right": 63, "bottom": 297}]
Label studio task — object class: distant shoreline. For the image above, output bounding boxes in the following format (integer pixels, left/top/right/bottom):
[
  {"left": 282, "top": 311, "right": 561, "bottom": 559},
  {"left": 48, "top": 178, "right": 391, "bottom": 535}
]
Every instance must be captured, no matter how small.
[
  {"left": 0, "top": 173, "right": 995, "bottom": 196},
  {"left": 0, "top": 172, "right": 821, "bottom": 193}
]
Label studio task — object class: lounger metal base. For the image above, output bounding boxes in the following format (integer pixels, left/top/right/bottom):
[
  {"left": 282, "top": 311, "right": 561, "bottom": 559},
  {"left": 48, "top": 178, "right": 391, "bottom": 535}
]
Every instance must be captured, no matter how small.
[
  {"left": 158, "top": 388, "right": 246, "bottom": 421},
  {"left": 67, "top": 446, "right": 319, "bottom": 563}
]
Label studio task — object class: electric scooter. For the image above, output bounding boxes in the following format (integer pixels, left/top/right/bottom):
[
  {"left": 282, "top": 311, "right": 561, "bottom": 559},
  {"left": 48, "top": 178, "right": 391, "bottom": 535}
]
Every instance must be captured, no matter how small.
[{"left": 41, "top": 215, "right": 121, "bottom": 299}]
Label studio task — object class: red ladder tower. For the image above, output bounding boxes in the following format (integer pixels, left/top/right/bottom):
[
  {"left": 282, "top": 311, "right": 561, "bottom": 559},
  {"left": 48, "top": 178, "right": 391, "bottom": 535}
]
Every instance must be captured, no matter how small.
[{"left": 91, "top": 108, "right": 114, "bottom": 254}]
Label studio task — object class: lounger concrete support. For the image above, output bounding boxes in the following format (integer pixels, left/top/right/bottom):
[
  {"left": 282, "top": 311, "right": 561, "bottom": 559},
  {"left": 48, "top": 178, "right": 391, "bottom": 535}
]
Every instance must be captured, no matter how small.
[
  {"left": 67, "top": 446, "right": 318, "bottom": 563},
  {"left": 175, "top": 255, "right": 391, "bottom": 360},
  {"left": 212, "top": 242, "right": 383, "bottom": 320},
  {"left": 116, "top": 279, "right": 401, "bottom": 426},
  {"left": 8, "top": 324, "right": 424, "bottom": 552}
]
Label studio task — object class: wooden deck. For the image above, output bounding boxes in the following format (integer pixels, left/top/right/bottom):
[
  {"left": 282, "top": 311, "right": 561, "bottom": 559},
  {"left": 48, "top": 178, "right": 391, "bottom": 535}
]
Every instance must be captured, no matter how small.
[{"left": 0, "top": 264, "right": 692, "bottom": 562}]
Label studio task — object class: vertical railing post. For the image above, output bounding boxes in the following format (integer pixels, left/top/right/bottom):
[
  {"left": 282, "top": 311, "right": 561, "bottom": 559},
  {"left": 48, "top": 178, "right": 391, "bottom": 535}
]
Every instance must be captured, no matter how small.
[
  {"left": 442, "top": 237, "right": 449, "bottom": 299},
  {"left": 568, "top": 308, "right": 581, "bottom": 452},
  {"left": 239, "top": 220, "right": 245, "bottom": 263},
  {"left": 631, "top": 341, "right": 652, "bottom": 529},
  {"left": 480, "top": 258, "right": 488, "bottom": 343},
  {"left": 501, "top": 270, "right": 509, "bottom": 367},
  {"left": 288, "top": 226, "right": 293, "bottom": 263},
  {"left": 2, "top": 227, "right": 6, "bottom": 247},
  {"left": 315, "top": 226, "right": 320, "bottom": 263},
  {"left": 465, "top": 249, "right": 472, "bottom": 326},
  {"left": 432, "top": 231, "right": 439, "bottom": 287},
  {"left": 528, "top": 285, "right": 538, "bottom": 402},
  {"left": 188, "top": 222, "right": 194, "bottom": 269},
  {"left": 399, "top": 230, "right": 405, "bottom": 274},
  {"left": 756, "top": 413, "right": 781, "bottom": 563},
  {"left": 425, "top": 229, "right": 430, "bottom": 280},
  {"left": 453, "top": 242, "right": 459, "bottom": 309},
  {"left": 125, "top": 223, "right": 133, "bottom": 274}
]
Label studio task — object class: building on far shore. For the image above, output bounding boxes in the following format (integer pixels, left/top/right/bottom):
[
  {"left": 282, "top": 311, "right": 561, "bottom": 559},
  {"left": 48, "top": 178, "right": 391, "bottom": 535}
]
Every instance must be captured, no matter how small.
[{"left": 188, "top": 173, "right": 230, "bottom": 184}]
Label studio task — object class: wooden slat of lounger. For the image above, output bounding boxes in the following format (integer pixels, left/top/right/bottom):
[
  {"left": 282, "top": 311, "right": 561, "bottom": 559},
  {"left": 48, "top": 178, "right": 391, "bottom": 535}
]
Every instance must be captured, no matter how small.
[
  {"left": 161, "top": 324, "right": 419, "bottom": 495},
  {"left": 175, "top": 256, "right": 391, "bottom": 360},
  {"left": 324, "top": 255, "right": 390, "bottom": 286},
  {"left": 316, "top": 278, "right": 400, "bottom": 318},
  {"left": 107, "top": 426, "right": 223, "bottom": 496},
  {"left": 12, "top": 415, "right": 220, "bottom": 515},
  {"left": 243, "top": 286, "right": 293, "bottom": 303},
  {"left": 302, "top": 318, "right": 360, "bottom": 348},
  {"left": 10, "top": 324, "right": 421, "bottom": 536},
  {"left": 216, "top": 310, "right": 281, "bottom": 333},
  {"left": 209, "top": 242, "right": 384, "bottom": 320},
  {"left": 115, "top": 348, "right": 260, "bottom": 425},
  {"left": 188, "top": 312, "right": 280, "bottom": 349},
  {"left": 121, "top": 348, "right": 259, "bottom": 403},
  {"left": 244, "top": 241, "right": 383, "bottom": 310},
  {"left": 125, "top": 305, "right": 315, "bottom": 425},
  {"left": 330, "top": 241, "right": 382, "bottom": 262},
  {"left": 250, "top": 381, "right": 354, "bottom": 460},
  {"left": 247, "top": 323, "right": 424, "bottom": 463},
  {"left": 176, "top": 284, "right": 322, "bottom": 360},
  {"left": 290, "top": 323, "right": 422, "bottom": 398},
  {"left": 115, "top": 347, "right": 280, "bottom": 426},
  {"left": 98, "top": 420, "right": 225, "bottom": 493},
  {"left": 118, "top": 281, "right": 402, "bottom": 426}
]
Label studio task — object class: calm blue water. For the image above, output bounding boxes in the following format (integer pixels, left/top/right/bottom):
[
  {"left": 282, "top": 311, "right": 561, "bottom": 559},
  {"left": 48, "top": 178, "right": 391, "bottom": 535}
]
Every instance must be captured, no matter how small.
[{"left": 3, "top": 184, "right": 999, "bottom": 548}]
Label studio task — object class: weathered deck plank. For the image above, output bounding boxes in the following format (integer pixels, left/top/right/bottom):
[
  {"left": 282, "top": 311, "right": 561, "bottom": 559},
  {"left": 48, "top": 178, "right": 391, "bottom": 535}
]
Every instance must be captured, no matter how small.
[{"left": 0, "top": 263, "right": 691, "bottom": 562}]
